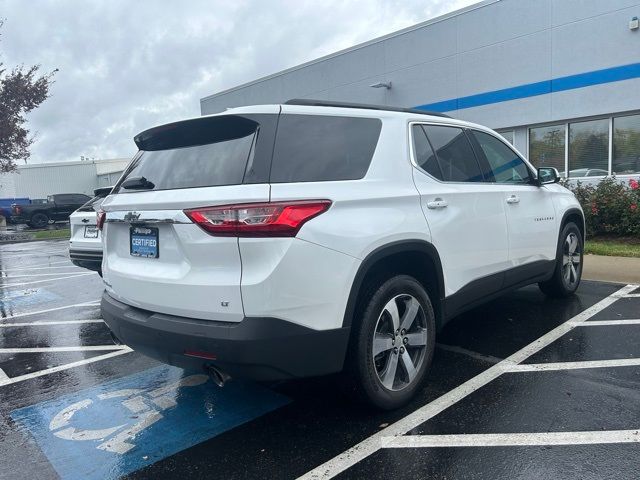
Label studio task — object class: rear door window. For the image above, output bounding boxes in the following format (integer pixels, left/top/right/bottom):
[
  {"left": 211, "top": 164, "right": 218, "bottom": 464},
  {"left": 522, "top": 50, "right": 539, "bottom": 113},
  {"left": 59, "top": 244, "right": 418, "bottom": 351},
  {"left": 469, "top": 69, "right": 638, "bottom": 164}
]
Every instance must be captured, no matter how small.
[
  {"left": 115, "top": 114, "right": 277, "bottom": 192},
  {"left": 270, "top": 115, "right": 382, "bottom": 183},
  {"left": 422, "top": 125, "right": 484, "bottom": 182}
]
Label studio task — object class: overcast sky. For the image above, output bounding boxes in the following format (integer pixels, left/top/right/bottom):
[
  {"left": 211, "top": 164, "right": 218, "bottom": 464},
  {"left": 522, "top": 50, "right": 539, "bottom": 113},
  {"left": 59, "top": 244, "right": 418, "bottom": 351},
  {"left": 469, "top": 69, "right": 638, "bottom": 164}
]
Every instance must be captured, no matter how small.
[{"left": 0, "top": 0, "right": 477, "bottom": 164}]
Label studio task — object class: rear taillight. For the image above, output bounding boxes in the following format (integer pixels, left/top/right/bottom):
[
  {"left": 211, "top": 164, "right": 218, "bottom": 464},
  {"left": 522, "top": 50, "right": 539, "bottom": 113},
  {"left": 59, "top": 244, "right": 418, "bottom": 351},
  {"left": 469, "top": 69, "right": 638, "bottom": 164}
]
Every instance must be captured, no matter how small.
[
  {"left": 96, "top": 210, "right": 106, "bottom": 230},
  {"left": 184, "top": 200, "right": 331, "bottom": 237}
]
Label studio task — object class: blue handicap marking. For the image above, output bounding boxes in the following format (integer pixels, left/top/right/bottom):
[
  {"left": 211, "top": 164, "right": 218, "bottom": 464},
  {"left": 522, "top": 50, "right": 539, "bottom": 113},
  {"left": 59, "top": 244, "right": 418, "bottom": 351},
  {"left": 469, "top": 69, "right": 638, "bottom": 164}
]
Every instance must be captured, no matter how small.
[
  {"left": 11, "top": 365, "right": 291, "bottom": 480},
  {"left": 0, "top": 288, "right": 60, "bottom": 310}
]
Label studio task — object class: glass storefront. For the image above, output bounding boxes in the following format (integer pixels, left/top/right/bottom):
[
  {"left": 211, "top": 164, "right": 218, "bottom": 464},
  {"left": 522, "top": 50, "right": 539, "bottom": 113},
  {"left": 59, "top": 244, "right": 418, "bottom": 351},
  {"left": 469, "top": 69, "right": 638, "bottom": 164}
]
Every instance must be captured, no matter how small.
[
  {"left": 613, "top": 114, "right": 640, "bottom": 176},
  {"left": 568, "top": 119, "right": 609, "bottom": 178},
  {"left": 526, "top": 113, "right": 640, "bottom": 179},
  {"left": 528, "top": 124, "right": 565, "bottom": 174}
]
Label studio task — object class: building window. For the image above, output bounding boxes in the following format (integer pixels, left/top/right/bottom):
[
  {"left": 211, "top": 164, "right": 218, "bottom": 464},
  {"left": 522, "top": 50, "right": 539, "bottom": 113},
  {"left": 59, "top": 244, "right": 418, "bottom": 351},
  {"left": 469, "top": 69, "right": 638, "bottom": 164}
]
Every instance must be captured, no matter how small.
[
  {"left": 613, "top": 114, "right": 640, "bottom": 176},
  {"left": 568, "top": 119, "right": 609, "bottom": 177},
  {"left": 529, "top": 124, "right": 565, "bottom": 174},
  {"left": 497, "top": 130, "right": 514, "bottom": 145}
]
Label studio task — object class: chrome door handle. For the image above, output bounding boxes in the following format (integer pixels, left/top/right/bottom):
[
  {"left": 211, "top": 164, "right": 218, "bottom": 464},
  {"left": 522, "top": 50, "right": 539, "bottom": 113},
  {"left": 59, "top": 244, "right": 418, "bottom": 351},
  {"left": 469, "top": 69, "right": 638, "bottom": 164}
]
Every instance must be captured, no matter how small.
[
  {"left": 426, "top": 198, "right": 448, "bottom": 209},
  {"left": 506, "top": 195, "right": 520, "bottom": 204}
]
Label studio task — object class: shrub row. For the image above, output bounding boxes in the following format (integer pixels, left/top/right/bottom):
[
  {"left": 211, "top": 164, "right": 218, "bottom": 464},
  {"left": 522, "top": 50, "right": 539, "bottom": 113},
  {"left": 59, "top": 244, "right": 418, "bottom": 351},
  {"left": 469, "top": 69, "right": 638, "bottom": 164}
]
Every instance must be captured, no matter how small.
[{"left": 566, "top": 177, "right": 639, "bottom": 236}]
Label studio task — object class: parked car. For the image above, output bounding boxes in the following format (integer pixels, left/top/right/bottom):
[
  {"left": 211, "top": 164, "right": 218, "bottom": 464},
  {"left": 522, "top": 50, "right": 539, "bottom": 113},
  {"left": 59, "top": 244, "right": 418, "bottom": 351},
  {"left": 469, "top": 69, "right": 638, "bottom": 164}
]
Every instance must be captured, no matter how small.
[
  {"left": 11, "top": 193, "right": 92, "bottom": 228},
  {"left": 69, "top": 187, "right": 113, "bottom": 275},
  {"left": 0, "top": 198, "right": 30, "bottom": 222},
  {"left": 100, "top": 100, "right": 584, "bottom": 409},
  {"left": 568, "top": 168, "right": 609, "bottom": 178}
]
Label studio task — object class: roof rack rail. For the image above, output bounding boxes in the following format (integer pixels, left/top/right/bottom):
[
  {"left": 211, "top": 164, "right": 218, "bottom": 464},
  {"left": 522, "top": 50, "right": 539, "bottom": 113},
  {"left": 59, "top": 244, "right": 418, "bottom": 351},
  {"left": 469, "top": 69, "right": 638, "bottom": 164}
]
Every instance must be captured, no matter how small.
[{"left": 284, "top": 98, "right": 451, "bottom": 118}]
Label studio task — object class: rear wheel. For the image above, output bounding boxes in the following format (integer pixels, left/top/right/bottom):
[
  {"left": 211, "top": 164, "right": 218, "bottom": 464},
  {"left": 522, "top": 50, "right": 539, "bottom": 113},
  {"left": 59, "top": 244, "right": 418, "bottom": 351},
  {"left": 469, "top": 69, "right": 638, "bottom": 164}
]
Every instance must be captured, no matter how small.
[
  {"left": 345, "top": 274, "right": 435, "bottom": 410},
  {"left": 29, "top": 212, "right": 49, "bottom": 229},
  {"left": 539, "top": 222, "right": 583, "bottom": 298}
]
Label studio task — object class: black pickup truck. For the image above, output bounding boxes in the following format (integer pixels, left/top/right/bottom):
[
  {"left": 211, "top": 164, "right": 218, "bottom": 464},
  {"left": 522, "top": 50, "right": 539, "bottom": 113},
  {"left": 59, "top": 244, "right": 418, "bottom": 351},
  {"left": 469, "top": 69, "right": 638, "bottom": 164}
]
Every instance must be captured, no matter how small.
[{"left": 11, "top": 193, "right": 92, "bottom": 228}]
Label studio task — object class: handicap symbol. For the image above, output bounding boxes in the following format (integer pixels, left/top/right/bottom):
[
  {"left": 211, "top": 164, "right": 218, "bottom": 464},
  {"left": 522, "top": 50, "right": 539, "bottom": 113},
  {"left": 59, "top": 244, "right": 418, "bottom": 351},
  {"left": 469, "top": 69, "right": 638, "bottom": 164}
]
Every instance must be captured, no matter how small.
[{"left": 48, "top": 374, "right": 209, "bottom": 454}]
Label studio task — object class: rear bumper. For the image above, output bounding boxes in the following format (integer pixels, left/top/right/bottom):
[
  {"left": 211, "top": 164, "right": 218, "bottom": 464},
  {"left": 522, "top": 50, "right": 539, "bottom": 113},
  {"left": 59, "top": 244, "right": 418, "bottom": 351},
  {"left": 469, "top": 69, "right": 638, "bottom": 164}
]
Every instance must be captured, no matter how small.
[
  {"left": 70, "top": 249, "right": 103, "bottom": 272},
  {"left": 101, "top": 292, "right": 350, "bottom": 381}
]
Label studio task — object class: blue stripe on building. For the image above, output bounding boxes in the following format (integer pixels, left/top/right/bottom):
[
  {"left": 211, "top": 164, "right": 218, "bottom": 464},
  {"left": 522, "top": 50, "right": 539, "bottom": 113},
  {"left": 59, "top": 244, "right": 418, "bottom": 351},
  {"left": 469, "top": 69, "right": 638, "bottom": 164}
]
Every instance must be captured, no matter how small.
[{"left": 415, "top": 62, "right": 640, "bottom": 112}]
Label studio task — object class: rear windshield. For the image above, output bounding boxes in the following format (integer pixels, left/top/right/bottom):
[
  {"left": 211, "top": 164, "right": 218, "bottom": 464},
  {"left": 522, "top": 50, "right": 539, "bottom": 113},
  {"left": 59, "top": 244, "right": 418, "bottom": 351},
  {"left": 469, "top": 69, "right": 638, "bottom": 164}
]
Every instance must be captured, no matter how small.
[
  {"left": 270, "top": 115, "right": 382, "bottom": 183},
  {"left": 115, "top": 114, "right": 276, "bottom": 192},
  {"left": 77, "top": 196, "right": 105, "bottom": 212},
  {"left": 115, "top": 112, "right": 382, "bottom": 192}
]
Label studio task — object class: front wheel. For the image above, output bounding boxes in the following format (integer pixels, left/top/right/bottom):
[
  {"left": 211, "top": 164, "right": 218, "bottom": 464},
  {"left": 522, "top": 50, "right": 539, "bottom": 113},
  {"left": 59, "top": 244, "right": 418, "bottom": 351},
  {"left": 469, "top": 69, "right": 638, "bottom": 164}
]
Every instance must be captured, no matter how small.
[
  {"left": 345, "top": 274, "right": 436, "bottom": 410},
  {"left": 539, "top": 222, "right": 583, "bottom": 298},
  {"left": 29, "top": 212, "right": 50, "bottom": 229}
]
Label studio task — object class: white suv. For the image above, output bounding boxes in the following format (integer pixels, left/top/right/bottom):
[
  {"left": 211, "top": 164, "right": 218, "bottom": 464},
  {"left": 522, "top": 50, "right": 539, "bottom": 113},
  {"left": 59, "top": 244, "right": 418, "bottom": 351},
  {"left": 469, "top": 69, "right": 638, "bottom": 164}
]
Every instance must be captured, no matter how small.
[{"left": 100, "top": 100, "right": 584, "bottom": 409}]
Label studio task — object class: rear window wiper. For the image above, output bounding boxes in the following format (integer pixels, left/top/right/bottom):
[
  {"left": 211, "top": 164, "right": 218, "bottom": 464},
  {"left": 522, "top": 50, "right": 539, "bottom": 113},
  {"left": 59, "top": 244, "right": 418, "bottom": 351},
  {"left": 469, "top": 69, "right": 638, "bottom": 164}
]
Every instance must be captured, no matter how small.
[{"left": 121, "top": 176, "right": 155, "bottom": 190}]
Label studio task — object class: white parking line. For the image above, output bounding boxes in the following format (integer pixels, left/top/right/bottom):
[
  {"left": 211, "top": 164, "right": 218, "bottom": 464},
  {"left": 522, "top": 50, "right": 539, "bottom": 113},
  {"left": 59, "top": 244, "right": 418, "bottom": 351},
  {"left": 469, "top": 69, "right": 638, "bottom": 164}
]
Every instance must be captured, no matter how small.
[
  {"left": 0, "top": 252, "right": 69, "bottom": 259},
  {"left": 0, "top": 262, "right": 75, "bottom": 271},
  {"left": 1, "top": 272, "right": 91, "bottom": 278},
  {"left": 298, "top": 283, "right": 639, "bottom": 480},
  {"left": 0, "top": 301, "right": 100, "bottom": 321},
  {"left": 573, "top": 319, "right": 640, "bottom": 326},
  {"left": 0, "top": 319, "right": 104, "bottom": 327},
  {"left": 0, "top": 348, "right": 132, "bottom": 387},
  {"left": 506, "top": 358, "right": 640, "bottom": 372},
  {"left": 381, "top": 430, "right": 640, "bottom": 448},
  {"left": 624, "top": 294, "right": 640, "bottom": 298},
  {"left": 0, "top": 367, "right": 8, "bottom": 382},
  {"left": 0, "top": 272, "right": 95, "bottom": 288},
  {"left": 0, "top": 346, "right": 128, "bottom": 354}
]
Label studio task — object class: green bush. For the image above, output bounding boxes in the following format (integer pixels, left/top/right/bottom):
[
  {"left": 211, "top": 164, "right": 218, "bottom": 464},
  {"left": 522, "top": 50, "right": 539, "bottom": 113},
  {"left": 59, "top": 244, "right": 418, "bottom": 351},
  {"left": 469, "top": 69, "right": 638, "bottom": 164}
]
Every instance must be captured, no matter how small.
[{"left": 566, "top": 177, "right": 640, "bottom": 236}]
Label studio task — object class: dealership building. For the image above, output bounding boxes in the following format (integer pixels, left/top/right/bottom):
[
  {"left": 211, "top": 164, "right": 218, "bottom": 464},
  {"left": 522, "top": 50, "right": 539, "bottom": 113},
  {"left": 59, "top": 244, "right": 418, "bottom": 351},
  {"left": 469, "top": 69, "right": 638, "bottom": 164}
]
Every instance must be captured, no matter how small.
[
  {"left": 201, "top": 0, "right": 640, "bottom": 181},
  {"left": 0, "top": 158, "right": 129, "bottom": 200}
]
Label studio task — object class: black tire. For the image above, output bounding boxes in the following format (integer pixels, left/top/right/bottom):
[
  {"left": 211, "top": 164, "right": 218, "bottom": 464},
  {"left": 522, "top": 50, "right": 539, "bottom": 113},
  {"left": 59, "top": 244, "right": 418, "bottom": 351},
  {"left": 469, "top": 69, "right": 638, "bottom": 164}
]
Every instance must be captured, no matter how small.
[
  {"left": 30, "top": 212, "right": 49, "bottom": 229},
  {"left": 539, "top": 222, "right": 583, "bottom": 298},
  {"left": 344, "top": 274, "right": 436, "bottom": 410}
]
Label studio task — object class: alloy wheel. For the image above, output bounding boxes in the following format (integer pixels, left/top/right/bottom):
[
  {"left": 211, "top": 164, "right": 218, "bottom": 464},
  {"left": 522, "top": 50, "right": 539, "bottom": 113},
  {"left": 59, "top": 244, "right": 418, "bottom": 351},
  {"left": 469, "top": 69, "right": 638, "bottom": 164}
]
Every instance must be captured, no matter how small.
[
  {"left": 562, "top": 232, "right": 581, "bottom": 286},
  {"left": 372, "top": 294, "right": 427, "bottom": 391}
]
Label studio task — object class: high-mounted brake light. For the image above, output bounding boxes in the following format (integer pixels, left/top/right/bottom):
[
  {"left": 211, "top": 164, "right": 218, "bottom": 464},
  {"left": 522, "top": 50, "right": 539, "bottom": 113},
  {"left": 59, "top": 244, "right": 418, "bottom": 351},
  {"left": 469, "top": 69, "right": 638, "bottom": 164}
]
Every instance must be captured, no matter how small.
[
  {"left": 96, "top": 209, "right": 106, "bottom": 231},
  {"left": 184, "top": 200, "right": 331, "bottom": 237}
]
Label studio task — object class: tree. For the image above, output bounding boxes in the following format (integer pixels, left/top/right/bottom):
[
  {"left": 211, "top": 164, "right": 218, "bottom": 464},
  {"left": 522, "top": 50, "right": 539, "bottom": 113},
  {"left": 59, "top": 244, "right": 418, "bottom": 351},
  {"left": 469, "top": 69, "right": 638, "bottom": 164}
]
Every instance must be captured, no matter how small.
[{"left": 0, "top": 20, "right": 56, "bottom": 172}]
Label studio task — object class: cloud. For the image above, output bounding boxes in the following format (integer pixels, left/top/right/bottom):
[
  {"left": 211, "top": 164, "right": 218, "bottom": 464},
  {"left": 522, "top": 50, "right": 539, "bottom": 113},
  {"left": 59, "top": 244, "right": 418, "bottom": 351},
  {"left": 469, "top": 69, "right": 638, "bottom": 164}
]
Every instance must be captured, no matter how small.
[{"left": 0, "top": 0, "right": 478, "bottom": 163}]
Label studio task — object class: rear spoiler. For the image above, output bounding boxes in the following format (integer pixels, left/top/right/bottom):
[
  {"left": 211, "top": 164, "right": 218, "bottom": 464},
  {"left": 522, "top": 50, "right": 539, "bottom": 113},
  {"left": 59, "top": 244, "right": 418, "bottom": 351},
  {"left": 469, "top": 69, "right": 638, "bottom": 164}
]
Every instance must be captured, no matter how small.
[{"left": 133, "top": 115, "right": 259, "bottom": 151}]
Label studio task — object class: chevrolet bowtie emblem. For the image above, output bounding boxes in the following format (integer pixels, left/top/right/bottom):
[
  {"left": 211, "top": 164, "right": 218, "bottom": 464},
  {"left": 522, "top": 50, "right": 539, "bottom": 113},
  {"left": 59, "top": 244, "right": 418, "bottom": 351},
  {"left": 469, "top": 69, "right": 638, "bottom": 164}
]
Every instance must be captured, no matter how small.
[{"left": 124, "top": 211, "right": 141, "bottom": 222}]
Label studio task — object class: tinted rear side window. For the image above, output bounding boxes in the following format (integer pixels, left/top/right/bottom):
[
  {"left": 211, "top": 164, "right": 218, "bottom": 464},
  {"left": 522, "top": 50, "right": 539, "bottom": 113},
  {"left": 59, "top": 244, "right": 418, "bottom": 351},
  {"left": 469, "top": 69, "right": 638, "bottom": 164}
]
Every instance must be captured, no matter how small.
[
  {"left": 270, "top": 115, "right": 382, "bottom": 183},
  {"left": 116, "top": 114, "right": 277, "bottom": 192},
  {"left": 423, "top": 125, "right": 483, "bottom": 182}
]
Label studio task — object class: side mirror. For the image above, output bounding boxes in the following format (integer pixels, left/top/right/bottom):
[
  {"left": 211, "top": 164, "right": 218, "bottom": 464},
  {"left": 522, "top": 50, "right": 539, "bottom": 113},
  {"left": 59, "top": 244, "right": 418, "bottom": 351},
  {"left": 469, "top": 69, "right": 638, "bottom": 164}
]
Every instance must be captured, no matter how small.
[{"left": 537, "top": 167, "right": 560, "bottom": 186}]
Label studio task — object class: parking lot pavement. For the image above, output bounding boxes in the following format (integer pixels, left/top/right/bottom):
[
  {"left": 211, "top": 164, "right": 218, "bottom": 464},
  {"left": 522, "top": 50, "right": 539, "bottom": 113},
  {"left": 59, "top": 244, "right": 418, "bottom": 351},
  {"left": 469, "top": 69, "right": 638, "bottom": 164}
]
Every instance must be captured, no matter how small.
[{"left": 1, "top": 239, "right": 639, "bottom": 480}]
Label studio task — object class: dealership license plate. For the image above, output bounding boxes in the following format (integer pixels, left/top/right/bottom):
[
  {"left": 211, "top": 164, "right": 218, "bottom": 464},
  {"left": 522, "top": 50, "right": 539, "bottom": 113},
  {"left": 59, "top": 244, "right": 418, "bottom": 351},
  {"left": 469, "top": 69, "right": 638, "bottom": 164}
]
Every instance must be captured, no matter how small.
[
  {"left": 130, "top": 226, "right": 159, "bottom": 258},
  {"left": 84, "top": 226, "right": 99, "bottom": 238}
]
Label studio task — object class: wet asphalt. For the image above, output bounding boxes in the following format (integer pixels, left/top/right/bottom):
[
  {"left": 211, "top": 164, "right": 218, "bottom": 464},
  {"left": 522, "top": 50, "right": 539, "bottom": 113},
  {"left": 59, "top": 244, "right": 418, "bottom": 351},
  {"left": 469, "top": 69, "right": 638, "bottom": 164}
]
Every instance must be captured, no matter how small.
[{"left": 0, "top": 239, "right": 639, "bottom": 480}]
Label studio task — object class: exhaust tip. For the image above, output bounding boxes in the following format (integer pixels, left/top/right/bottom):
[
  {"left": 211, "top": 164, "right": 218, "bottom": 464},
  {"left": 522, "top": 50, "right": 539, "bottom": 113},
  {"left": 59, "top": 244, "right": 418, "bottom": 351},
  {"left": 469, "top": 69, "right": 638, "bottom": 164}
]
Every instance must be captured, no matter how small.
[{"left": 205, "top": 365, "right": 231, "bottom": 387}]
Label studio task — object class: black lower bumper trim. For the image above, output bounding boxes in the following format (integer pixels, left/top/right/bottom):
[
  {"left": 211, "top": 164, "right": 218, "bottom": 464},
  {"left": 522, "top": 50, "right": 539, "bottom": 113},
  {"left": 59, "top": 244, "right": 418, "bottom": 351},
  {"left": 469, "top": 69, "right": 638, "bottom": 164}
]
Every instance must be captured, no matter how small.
[
  {"left": 101, "top": 292, "right": 351, "bottom": 381},
  {"left": 70, "top": 249, "right": 102, "bottom": 273}
]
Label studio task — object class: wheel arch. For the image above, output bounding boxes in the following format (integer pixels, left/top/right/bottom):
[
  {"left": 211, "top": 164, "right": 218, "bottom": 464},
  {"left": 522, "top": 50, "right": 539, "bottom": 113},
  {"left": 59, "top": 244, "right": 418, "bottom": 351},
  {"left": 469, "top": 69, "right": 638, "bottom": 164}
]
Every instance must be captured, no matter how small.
[
  {"left": 342, "top": 240, "right": 445, "bottom": 330},
  {"left": 560, "top": 208, "right": 585, "bottom": 240}
]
